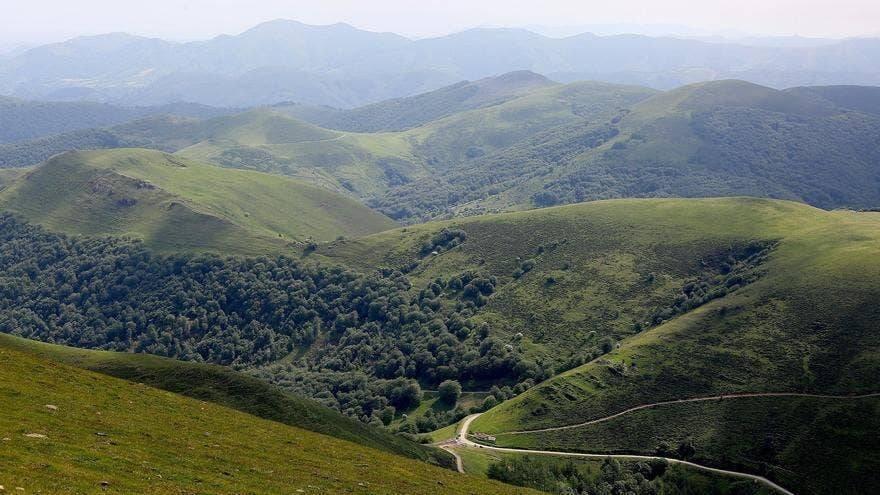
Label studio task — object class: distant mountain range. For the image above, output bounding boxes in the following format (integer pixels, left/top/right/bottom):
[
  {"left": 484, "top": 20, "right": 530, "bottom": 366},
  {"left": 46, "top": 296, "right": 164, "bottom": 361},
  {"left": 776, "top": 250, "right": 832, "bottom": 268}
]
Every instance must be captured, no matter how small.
[{"left": 1, "top": 19, "right": 879, "bottom": 107}]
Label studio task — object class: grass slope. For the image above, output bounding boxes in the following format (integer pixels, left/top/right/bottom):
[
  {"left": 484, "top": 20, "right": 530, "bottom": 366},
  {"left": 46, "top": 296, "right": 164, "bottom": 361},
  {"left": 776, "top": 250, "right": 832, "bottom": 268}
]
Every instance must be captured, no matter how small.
[
  {"left": 0, "top": 79, "right": 657, "bottom": 212},
  {"left": 318, "top": 198, "right": 805, "bottom": 363},
  {"left": 175, "top": 109, "right": 427, "bottom": 197},
  {"left": 0, "top": 80, "right": 655, "bottom": 205},
  {"left": 490, "top": 396, "right": 879, "bottom": 495},
  {"left": 0, "top": 333, "right": 449, "bottom": 466},
  {"left": 404, "top": 81, "right": 656, "bottom": 170},
  {"left": 523, "top": 80, "right": 880, "bottom": 210},
  {"left": 786, "top": 85, "right": 880, "bottom": 115},
  {"left": 374, "top": 80, "right": 880, "bottom": 220},
  {"left": 319, "top": 197, "right": 880, "bottom": 494},
  {"left": 178, "top": 81, "right": 655, "bottom": 204},
  {"left": 0, "top": 148, "right": 395, "bottom": 254},
  {"left": 279, "top": 70, "right": 559, "bottom": 132},
  {"left": 0, "top": 340, "right": 540, "bottom": 494}
]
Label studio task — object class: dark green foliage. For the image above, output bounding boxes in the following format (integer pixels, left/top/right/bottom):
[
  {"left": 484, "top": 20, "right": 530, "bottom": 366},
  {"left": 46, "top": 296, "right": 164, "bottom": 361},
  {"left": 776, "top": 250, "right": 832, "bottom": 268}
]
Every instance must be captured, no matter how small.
[
  {"left": 421, "top": 228, "right": 468, "bottom": 255},
  {"left": 438, "top": 379, "right": 462, "bottom": 404},
  {"left": 648, "top": 241, "right": 774, "bottom": 325},
  {"left": 533, "top": 191, "right": 560, "bottom": 207},
  {"left": 487, "top": 456, "right": 756, "bottom": 495},
  {"left": 0, "top": 215, "right": 537, "bottom": 422},
  {"left": 405, "top": 406, "right": 470, "bottom": 434},
  {"left": 677, "top": 438, "right": 697, "bottom": 460}
]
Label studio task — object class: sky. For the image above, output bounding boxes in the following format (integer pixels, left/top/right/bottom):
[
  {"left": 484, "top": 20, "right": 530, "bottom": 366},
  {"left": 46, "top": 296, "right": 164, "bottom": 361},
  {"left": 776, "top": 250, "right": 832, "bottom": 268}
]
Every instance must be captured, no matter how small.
[{"left": 1, "top": 0, "right": 879, "bottom": 46}]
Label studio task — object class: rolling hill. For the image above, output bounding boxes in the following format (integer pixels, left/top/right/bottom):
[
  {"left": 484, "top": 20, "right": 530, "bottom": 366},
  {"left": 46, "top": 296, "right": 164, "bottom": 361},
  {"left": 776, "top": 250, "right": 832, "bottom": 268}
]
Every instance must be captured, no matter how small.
[
  {"left": 0, "top": 334, "right": 539, "bottom": 494},
  {"left": 22, "top": 78, "right": 642, "bottom": 201},
  {"left": 376, "top": 80, "right": 880, "bottom": 220},
  {"left": 786, "top": 85, "right": 880, "bottom": 115},
  {"left": 533, "top": 80, "right": 880, "bottom": 209},
  {"left": 173, "top": 109, "right": 427, "bottom": 197},
  {"left": 314, "top": 197, "right": 880, "bottom": 494},
  {"left": 277, "top": 70, "right": 559, "bottom": 132},
  {"left": 0, "top": 332, "right": 449, "bottom": 466},
  {"left": 0, "top": 148, "right": 396, "bottom": 253},
  {"left": 176, "top": 80, "right": 657, "bottom": 202},
  {"left": 2, "top": 79, "right": 878, "bottom": 224}
]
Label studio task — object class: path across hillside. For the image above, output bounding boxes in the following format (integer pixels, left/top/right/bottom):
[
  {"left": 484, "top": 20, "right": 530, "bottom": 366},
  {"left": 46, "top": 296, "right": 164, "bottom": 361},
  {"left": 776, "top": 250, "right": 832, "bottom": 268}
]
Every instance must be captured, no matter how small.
[
  {"left": 441, "top": 393, "right": 880, "bottom": 494},
  {"left": 448, "top": 414, "right": 796, "bottom": 495},
  {"left": 496, "top": 391, "right": 880, "bottom": 434}
]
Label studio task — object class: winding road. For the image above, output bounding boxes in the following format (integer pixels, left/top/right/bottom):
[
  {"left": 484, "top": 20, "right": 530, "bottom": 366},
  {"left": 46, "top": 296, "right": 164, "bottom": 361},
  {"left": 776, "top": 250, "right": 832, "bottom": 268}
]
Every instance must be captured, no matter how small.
[{"left": 438, "top": 392, "right": 880, "bottom": 494}]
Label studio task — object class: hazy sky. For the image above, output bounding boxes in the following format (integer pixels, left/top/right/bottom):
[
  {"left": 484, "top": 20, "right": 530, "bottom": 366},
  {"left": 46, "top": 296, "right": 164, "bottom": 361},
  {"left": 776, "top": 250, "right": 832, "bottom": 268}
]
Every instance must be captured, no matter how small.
[{"left": 2, "top": 0, "right": 879, "bottom": 45}]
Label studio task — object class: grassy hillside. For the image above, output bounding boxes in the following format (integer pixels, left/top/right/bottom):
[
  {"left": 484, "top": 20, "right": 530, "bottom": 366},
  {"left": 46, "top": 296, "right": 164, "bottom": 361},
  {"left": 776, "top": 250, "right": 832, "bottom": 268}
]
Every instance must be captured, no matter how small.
[
  {"left": 0, "top": 333, "right": 451, "bottom": 466},
  {"left": 403, "top": 81, "right": 656, "bottom": 171},
  {"left": 317, "top": 197, "right": 880, "bottom": 494},
  {"left": 318, "top": 198, "right": 809, "bottom": 363},
  {"left": 787, "top": 85, "right": 880, "bottom": 115},
  {"left": 0, "top": 167, "right": 27, "bottom": 188},
  {"left": 488, "top": 396, "right": 879, "bottom": 495},
  {"left": 176, "top": 110, "right": 427, "bottom": 197},
  {"left": 0, "top": 148, "right": 395, "bottom": 253},
  {"left": 181, "top": 82, "right": 655, "bottom": 203},
  {"left": 0, "top": 80, "right": 657, "bottom": 207},
  {"left": 518, "top": 80, "right": 880, "bottom": 210},
  {"left": 0, "top": 115, "right": 217, "bottom": 169},
  {"left": 373, "top": 80, "right": 880, "bottom": 220},
  {"left": 0, "top": 338, "right": 540, "bottom": 494},
  {"left": 280, "top": 70, "right": 559, "bottom": 132},
  {"left": 3, "top": 81, "right": 879, "bottom": 222}
]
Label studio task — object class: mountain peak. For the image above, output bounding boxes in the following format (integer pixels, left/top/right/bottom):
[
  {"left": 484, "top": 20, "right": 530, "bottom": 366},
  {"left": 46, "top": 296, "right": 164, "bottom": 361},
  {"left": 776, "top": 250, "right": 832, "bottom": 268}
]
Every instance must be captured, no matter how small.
[{"left": 490, "top": 70, "right": 553, "bottom": 85}]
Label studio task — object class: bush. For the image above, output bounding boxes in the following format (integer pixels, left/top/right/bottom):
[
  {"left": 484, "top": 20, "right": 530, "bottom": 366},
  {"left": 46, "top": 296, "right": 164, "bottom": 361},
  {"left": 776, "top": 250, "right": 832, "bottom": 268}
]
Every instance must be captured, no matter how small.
[{"left": 437, "top": 380, "right": 462, "bottom": 404}]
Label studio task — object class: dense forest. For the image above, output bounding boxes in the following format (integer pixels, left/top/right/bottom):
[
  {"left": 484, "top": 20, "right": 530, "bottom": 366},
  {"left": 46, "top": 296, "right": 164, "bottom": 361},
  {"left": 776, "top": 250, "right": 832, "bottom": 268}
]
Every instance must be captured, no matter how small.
[{"left": 0, "top": 215, "right": 544, "bottom": 423}]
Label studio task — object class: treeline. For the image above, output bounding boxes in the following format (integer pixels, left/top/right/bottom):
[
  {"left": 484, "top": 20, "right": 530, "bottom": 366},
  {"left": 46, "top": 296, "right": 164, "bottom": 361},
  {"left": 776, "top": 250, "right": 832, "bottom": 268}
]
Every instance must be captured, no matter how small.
[{"left": 0, "top": 215, "right": 543, "bottom": 422}]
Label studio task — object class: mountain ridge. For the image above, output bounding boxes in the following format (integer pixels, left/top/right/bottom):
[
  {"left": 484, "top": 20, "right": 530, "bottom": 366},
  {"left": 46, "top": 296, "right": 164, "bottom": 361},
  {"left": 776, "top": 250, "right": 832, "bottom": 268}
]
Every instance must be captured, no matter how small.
[{"left": 3, "top": 19, "right": 879, "bottom": 107}]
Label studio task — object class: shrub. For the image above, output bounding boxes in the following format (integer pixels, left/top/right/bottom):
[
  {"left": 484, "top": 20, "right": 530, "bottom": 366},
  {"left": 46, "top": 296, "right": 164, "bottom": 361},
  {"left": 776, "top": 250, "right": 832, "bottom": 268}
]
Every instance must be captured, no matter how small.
[{"left": 437, "top": 380, "right": 462, "bottom": 404}]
